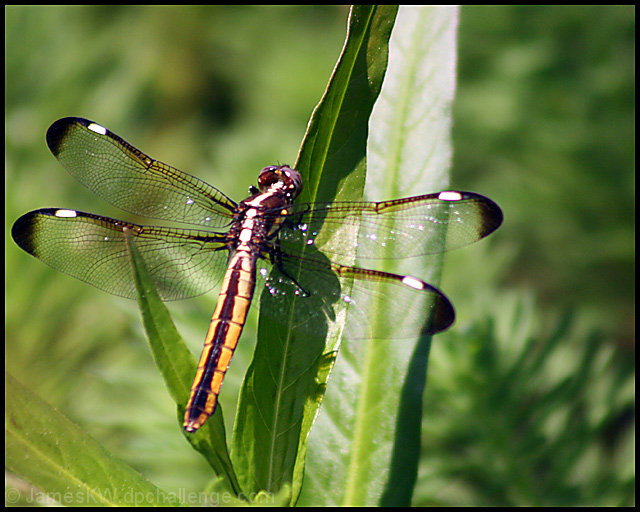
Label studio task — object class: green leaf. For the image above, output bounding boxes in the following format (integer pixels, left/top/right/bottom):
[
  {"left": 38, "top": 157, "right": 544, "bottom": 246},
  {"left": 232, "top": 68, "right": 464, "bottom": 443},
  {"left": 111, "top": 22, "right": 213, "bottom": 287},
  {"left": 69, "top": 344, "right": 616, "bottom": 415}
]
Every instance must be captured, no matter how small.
[
  {"left": 5, "top": 373, "right": 180, "bottom": 506},
  {"left": 123, "top": 228, "right": 241, "bottom": 496},
  {"left": 231, "top": 5, "right": 398, "bottom": 504},
  {"left": 298, "top": 6, "right": 459, "bottom": 506}
]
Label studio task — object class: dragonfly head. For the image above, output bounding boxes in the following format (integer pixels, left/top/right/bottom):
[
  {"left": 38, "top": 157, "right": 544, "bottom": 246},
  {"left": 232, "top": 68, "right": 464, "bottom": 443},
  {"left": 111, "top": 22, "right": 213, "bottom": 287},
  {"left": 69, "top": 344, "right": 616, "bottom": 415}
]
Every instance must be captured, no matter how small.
[{"left": 257, "top": 165, "right": 303, "bottom": 199}]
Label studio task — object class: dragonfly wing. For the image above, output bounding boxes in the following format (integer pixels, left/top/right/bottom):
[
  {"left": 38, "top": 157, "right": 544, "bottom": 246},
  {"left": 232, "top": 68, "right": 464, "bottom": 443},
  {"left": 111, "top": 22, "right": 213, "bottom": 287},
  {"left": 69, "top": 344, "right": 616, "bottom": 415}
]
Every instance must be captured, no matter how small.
[
  {"left": 260, "top": 250, "right": 454, "bottom": 339},
  {"left": 11, "top": 209, "right": 230, "bottom": 300},
  {"left": 46, "top": 117, "right": 237, "bottom": 227},
  {"left": 280, "top": 191, "right": 503, "bottom": 262}
]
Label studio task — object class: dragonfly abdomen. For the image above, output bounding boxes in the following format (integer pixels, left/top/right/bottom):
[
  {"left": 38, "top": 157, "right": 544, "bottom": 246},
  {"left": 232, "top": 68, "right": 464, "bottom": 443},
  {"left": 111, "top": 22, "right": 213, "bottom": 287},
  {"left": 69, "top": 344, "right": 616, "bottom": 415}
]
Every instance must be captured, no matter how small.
[
  {"left": 183, "top": 249, "right": 257, "bottom": 432},
  {"left": 182, "top": 168, "right": 302, "bottom": 433}
]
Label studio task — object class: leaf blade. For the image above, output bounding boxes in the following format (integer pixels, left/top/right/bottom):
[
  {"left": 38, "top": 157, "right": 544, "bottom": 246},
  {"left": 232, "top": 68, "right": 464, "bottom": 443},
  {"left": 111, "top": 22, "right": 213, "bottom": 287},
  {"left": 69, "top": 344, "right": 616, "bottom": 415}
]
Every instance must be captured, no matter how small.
[
  {"left": 5, "top": 374, "right": 180, "bottom": 506},
  {"left": 299, "top": 6, "right": 460, "bottom": 506},
  {"left": 231, "top": 5, "right": 398, "bottom": 504}
]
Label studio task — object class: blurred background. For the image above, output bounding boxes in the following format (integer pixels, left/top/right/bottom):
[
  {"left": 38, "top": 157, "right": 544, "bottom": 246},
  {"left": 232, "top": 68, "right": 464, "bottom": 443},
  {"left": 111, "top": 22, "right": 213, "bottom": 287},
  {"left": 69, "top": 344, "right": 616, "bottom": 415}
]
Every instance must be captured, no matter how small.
[{"left": 5, "top": 6, "right": 634, "bottom": 506}]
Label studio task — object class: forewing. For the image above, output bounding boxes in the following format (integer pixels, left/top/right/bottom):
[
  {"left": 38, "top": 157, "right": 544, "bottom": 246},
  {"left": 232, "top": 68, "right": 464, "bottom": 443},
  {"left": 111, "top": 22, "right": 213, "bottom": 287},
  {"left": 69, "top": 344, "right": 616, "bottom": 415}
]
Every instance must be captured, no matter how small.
[
  {"left": 279, "top": 191, "right": 503, "bottom": 263},
  {"left": 46, "top": 117, "right": 237, "bottom": 227}
]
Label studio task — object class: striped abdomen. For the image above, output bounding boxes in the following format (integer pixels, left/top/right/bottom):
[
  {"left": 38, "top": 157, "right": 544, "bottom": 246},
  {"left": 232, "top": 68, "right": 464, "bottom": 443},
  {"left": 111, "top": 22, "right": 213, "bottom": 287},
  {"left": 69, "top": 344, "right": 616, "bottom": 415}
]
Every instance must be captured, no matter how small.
[{"left": 183, "top": 248, "right": 257, "bottom": 433}]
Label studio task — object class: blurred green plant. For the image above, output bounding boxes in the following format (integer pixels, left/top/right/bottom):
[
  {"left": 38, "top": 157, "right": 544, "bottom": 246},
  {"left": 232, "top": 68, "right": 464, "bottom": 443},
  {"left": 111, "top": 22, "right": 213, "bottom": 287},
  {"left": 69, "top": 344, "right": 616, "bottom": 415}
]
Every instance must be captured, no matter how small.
[
  {"left": 454, "top": 5, "right": 635, "bottom": 341},
  {"left": 415, "top": 289, "right": 634, "bottom": 506}
]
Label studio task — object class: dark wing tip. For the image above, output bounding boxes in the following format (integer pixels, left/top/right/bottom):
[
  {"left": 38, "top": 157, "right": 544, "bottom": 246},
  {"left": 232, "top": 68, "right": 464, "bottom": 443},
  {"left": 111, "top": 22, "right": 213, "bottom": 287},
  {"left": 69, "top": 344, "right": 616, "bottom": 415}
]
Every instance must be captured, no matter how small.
[
  {"left": 423, "top": 290, "right": 455, "bottom": 335},
  {"left": 11, "top": 210, "right": 43, "bottom": 256},
  {"left": 474, "top": 193, "right": 503, "bottom": 239},
  {"left": 12, "top": 208, "right": 69, "bottom": 257},
  {"left": 46, "top": 117, "right": 93, "bottom": 156}
]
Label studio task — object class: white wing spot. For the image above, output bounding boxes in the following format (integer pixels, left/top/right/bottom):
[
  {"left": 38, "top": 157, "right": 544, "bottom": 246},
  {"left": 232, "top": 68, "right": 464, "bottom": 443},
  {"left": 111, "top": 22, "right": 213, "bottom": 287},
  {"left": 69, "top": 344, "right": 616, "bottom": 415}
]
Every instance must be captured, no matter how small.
[
  {"left": 402, "top": 276, "right": 425, "bottom": 290},
  {"left": 54, "top": 209, "right": 78, "bottom": 218},
  {"left": 438, "top": 191, "right": 463, "bottom": 201},
  {"left": 87, "top": 123, "right": 107, "bottom": 135}
]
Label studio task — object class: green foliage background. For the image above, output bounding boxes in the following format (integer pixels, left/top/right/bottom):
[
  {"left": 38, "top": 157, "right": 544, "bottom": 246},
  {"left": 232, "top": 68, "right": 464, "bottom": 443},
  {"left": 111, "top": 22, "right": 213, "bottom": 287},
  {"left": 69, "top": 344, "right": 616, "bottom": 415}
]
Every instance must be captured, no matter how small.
[{"left": 5, "top": 5, "right": 634, "bottom": 506}]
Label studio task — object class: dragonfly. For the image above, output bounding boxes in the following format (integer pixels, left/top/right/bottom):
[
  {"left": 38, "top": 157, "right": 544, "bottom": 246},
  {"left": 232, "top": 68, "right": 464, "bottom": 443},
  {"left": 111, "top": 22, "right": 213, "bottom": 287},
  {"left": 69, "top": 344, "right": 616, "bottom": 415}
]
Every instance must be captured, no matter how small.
[{"left": 11, "top": 117, "right": 502, "bottom": 433}]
